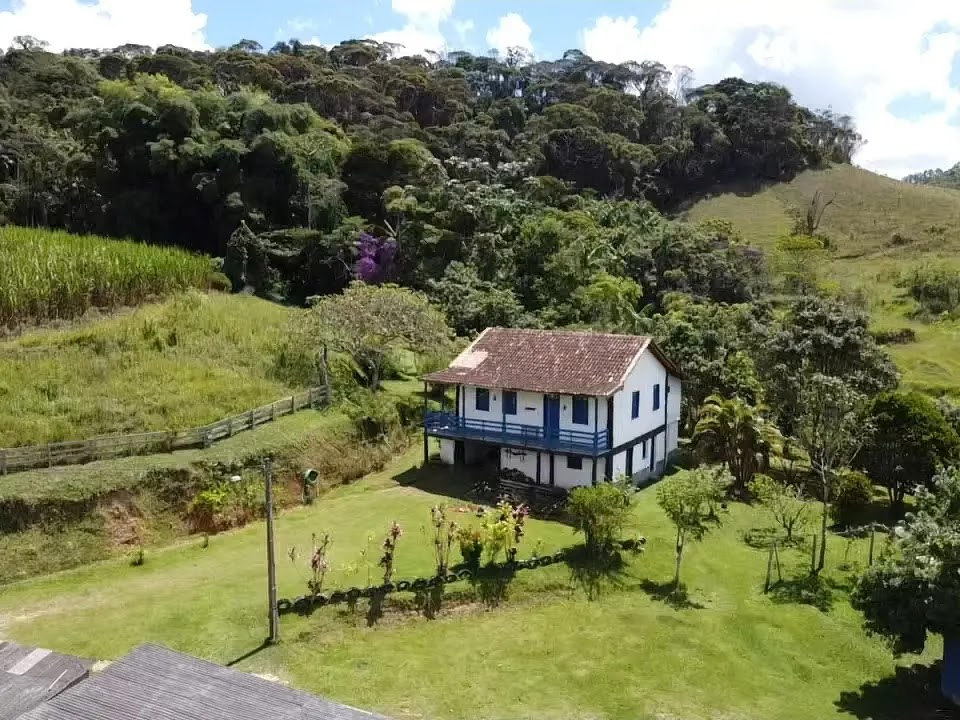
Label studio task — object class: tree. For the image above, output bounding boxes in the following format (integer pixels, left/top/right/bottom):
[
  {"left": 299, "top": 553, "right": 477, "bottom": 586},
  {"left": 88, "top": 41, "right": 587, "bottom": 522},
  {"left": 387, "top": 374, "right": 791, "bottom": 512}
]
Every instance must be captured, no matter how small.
[
  {"left": 752, "top": 474, "right": 809, "bottom": 542},
  {"left": 760, "top": 296, "right": 897, "bottom": 436},
  {"left": 795, "top": 374, "right": 871, "bottom": 573},
  {"left": 657, "top": 466, "right": 728, "bottom": 589},
  {"left": 694, "top": 394, "right": 781, "bottom": 496},
  {"left": 306, "top": 282, "right": 453, "bottom": 389},
  {"left": 857, "top": 391, "right": 960, "bottom": 508},
  {"left": 851, "top": 467, "right": 960, "bottom": 699}
]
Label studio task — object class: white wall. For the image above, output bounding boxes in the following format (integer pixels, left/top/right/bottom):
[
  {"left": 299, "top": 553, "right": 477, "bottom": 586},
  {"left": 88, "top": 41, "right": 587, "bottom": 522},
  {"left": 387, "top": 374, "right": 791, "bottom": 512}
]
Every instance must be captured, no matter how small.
[
  {"left": 611, "top": 350, "right": 666, "bottom": 447},
  {"left": 500, "top": 449, "right": 599, "bottom": 489},
  {"left": 439, "top": 438, "right": 455, "bottom": 464},
  {"left": 461, "top": 385, "right": 607, "bottom": 437},
  {"left": 500, "top": 447, "right": 542, "bottom": 480}
]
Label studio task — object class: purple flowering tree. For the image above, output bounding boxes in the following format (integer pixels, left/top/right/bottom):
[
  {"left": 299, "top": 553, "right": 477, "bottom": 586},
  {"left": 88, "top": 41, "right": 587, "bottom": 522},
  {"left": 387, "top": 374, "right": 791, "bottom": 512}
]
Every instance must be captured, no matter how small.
[{"left": 354, "top": 231, "right": 397, "bottom": 284}]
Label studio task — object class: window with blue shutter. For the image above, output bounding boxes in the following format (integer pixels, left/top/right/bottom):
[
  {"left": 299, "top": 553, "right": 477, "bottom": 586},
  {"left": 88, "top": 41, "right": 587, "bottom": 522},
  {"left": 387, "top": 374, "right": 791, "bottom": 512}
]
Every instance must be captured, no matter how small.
[
  {"left": 503, "top": 390, "right": 517, "bottom": 415},
  {"left": 572, "top": 397, "right": 588, "bottom": 425},
  {"left": 631, "top": 391, "right": 640, "bottom": 419},
  {"left": 475, "top": 388, "right": 490, "bottom": 412},
  {"left": 653, "top": 384, "right": 661, "bottom": 411}
]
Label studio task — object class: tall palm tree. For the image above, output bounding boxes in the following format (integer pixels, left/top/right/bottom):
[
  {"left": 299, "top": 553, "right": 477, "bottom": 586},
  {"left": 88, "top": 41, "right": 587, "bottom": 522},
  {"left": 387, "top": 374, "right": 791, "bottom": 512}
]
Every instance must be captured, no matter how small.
[{"left": 694, "top": 394, "right": 782, "bottom": 496}]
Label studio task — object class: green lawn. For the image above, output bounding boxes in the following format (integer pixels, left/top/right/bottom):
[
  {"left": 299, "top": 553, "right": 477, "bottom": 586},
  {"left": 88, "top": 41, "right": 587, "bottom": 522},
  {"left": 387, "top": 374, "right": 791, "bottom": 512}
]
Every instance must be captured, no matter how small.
[
  {"left": 0, "top": 291, "right": 304, "bottom": 447},
  {"left": 685, "top": 164, "right": 960, "bottom": 397},
  {"left": 0, "top": 447, "right": 939, "bottom": 720}
]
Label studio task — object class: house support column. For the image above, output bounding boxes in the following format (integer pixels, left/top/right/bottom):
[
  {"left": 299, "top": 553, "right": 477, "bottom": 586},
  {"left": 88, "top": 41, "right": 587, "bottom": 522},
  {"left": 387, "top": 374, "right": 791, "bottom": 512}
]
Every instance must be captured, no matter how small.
[
  {"left": 591, "top": 458, "right": 598, "bottom": 486},
  {"left": 536, "top": 452, "right": 541, "bottom": 485},
  {"left": 604, "top": 455, "right": 612, "bottom": 482},
  {"left": 422, "top": 381, "right": 429, "bottom": 465},
  {"left": 549, "top": 453, "right": 555, "bottom": 486}
]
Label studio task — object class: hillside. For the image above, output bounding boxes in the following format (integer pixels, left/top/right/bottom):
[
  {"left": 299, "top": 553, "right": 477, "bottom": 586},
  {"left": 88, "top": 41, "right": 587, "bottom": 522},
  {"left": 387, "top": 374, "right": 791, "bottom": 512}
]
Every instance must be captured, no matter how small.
[
  {"left": 685, "top": 164, "right": 960, "bottom": 396},
  {"left": 0, "top": 292, "right": 304, "bottom": 447}
]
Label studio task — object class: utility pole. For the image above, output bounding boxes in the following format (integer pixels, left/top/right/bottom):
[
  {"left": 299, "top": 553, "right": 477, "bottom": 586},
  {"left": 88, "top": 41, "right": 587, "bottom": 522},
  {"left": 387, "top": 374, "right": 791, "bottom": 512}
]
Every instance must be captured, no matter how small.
[{"left": 264, "top": 457, "right": 279, "bottom": 644}]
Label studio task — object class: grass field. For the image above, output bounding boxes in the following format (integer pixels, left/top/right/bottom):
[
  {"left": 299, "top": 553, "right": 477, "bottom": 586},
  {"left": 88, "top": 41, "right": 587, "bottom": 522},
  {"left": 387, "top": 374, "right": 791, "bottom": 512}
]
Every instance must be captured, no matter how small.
[
  {"left": 0, "top": 447, "right": 941, "bottom": 720},
  {"left": 0, "top": 292, "right": 304, "bottom": 447},
  {"left": 0, "top": 379, "right": 419, "bottom": 583},
  {"left": 0, "top": 225, "right": 211, "bottom": 328},
  {"left": 685, "top": 164, "right": 960, "bottom": 397}
]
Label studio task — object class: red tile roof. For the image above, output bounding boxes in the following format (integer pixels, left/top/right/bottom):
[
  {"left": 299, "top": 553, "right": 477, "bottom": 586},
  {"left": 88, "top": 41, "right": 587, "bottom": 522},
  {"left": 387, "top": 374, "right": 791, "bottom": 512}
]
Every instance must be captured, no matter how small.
[{"left": 423, "top": 328, "right": 679, "bottom": 397}]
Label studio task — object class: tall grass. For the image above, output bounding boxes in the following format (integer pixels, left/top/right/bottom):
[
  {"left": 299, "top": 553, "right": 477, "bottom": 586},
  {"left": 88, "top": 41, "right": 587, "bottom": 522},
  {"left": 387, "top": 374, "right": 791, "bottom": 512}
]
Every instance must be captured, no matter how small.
[{"left": 0, "top": 226, "right": 210, "bottom": 327}]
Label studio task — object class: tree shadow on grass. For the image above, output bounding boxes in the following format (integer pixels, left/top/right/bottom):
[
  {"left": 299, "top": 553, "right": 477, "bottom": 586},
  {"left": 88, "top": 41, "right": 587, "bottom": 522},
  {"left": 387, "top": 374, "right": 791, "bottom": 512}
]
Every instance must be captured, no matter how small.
[
  {"left": 768, "top": 572, "right": 850, "bottom": 613},
  {"left": 637, "top": 579, "right": 706, "bottom": 610},
  {"left": 835, "top": 662, "right": 957, "bottom": 720},
  {"left": 391, "top": 463, "right": 484, "bottom": 506},
  {"left": 564, "top": 545, "right": 630, "bottom": 600}
]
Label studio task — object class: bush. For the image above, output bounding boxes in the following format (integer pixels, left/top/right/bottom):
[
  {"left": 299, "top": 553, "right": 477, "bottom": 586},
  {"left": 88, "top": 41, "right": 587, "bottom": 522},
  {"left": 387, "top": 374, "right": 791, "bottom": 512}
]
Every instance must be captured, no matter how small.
[
  {"left": 751, "top": 473, "right": 808, "bottom": 541},
  {"left": 344, "top": 389, "right": 402, "bottom": 439},
  {"left": 830, "top": 470, "right": 873, "bottom": 526},
  {"left": 567, "top": 478, "right": 634, "bottom": 556},
  {"left": 898, "top": 265, "right": 960, "bottom": 316}
]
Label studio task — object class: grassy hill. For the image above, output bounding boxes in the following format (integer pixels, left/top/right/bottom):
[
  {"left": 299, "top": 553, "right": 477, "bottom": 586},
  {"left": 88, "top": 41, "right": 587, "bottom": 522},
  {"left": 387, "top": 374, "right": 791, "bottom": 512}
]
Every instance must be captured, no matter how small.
[
  {"left": 0, "top": 451, "right": 940, "bottom": 720},
  {"left": 0, "top": 292, "right": 304, "bottom": 447},
  {"left": 685, "top": 164, "right": 960, "bottom": 397}
]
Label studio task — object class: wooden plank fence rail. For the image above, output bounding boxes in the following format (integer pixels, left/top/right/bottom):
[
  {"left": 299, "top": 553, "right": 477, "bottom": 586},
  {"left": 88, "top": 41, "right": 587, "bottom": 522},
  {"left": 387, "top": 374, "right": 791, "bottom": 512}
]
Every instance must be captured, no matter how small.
[{"left": 0, "top": 387, "right": 327, "bottom": 476}]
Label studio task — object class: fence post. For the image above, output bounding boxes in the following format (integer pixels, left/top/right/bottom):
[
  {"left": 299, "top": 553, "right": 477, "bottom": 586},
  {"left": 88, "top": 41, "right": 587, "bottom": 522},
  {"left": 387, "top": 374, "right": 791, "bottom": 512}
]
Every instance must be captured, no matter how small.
[
  {"left": 250, "top": 409, "right": 255, "bottom": 430},
  {"left": 868, "top": 526, "right": 876, "bottom": 566},
  {"left": 291, "top": 395, "right": 296, "bottom": 414},
  {"left": 764, "top": 543, "right": 775, "bottom": 593},
  {"left": 228, "top": 418, "right": 234, "bottom": 437},
  {"left": 47, "top": 444, "right": 52, "bottom": 468},
  {"left": 271, "top": 402, "right": 277, "bottom": 422},
  {"left": 810, "top": 534, "right": 818, "bottom": 574},
  {"left": 0, "top": 450, "right": 5, "bottom": 475}
]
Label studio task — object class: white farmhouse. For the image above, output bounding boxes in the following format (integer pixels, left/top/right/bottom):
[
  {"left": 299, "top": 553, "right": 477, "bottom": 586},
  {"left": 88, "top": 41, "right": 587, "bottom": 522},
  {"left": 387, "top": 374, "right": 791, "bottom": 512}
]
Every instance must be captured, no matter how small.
[{"left": 422, "top": 328, "right": 681, "bottom": 489}]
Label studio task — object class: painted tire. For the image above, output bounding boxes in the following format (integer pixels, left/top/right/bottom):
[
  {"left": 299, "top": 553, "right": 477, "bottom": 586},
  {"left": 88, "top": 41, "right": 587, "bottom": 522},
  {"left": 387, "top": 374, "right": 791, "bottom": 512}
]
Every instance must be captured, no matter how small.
[
  {"left": 552, "top": 551, "right": 567, "bottom": 562},
  {"left": 346, "top": 588, "right": 362, "bottom": 600},
  {"left": 313, "top": 593, "right": 329, "bottom": 606},
  {"left": 445, "top": 573, "right": 459, "bottom": 584},
  {"left": 276, "top": 599, "right": 292, "bottom": 613},
  {"left": 456, "top": 568, "right": 473, "bottom": 580},
  {"left": 329, "top": 591, "right": 346, "bottom": 603},
  {"left": 396, "top": 580, "right": 411, "bottom": 592},
  {"left": 292, "top": 597, "right": 310, "bottom": 614},
  {"left": 538, "top": 556, "right": 554, "bottom": 567}
]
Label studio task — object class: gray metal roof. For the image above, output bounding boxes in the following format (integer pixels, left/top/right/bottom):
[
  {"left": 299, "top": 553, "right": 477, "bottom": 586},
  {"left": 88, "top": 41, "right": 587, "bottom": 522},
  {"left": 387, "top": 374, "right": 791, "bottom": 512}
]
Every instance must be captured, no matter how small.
[
  {"left": 17, "top": 643, "right": 391, "bottom": 720},
  {"left": 0, "top": 642, "right": 91, "bottom": 720}
]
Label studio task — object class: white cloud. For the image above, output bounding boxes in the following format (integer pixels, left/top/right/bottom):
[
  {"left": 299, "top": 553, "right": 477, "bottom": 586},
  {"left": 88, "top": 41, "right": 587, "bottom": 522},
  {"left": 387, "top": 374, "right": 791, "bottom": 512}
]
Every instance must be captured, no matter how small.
[
  {"left": 582, "top": 1, "right": 960, "bottom": 177},
  {"left": 0, "top": 0, "right": 208, "bottom": 52},
  {"left": 486, "top": 12, "right": 533, "bottom": 54},
  {"left": 370, "top": 0, "right": 454, "bottom": 57}
]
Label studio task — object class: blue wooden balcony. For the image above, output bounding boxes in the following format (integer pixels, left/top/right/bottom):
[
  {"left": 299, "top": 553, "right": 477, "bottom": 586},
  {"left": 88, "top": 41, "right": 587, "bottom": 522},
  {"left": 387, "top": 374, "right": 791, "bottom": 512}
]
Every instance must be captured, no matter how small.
[{"left": 424, "top": 411, "right": 608, "bottom": 455}]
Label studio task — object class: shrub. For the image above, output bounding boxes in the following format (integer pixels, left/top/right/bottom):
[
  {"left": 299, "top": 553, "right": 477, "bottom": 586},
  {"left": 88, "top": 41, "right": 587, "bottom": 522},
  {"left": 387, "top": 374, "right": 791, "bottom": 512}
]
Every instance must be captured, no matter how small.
[
  {"left": 830, "top": 470, "right": 873, "bottom": 526},
  {"left": 898, "top": 265, "right": 960, "bottom": 316},
  {"left": 344, "top": 389, "right": 402, "bottom": 439},
  {"left": 456, "top": 527, "right": 484, "bottom": 571},
  {"left": 567, "top": 478, "right": 634, "bottom": 556}
]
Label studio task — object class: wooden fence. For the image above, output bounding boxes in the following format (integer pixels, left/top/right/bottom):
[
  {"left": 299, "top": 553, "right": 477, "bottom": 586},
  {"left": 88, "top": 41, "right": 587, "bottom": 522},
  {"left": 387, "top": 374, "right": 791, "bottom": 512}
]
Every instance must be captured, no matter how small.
[{"left": 0, "top": 387, "right": 327, "bottom": 475}]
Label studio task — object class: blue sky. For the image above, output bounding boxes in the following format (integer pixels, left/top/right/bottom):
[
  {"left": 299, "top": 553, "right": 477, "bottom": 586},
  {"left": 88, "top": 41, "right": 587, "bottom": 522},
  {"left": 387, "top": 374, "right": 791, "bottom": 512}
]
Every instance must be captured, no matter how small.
[
  {"left": 189, "top": 0, "right": 662, "bottom": 59},
  {"left": 4, "top": 0, "right": 960, "bottom": 178}
]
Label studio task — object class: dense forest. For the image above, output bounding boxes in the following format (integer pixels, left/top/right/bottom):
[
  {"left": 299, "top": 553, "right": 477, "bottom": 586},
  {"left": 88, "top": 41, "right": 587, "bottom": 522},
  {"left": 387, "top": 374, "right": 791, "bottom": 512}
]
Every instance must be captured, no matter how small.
[{"left": 0, "top": 35, "right": 864, "bottom": 306}]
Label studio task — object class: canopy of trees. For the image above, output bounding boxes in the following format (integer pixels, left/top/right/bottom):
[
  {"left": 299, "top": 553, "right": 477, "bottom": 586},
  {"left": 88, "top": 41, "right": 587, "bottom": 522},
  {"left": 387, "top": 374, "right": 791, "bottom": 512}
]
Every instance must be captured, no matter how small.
[{"left": 1, "top": 37, "right": 862, "bottom": 311}]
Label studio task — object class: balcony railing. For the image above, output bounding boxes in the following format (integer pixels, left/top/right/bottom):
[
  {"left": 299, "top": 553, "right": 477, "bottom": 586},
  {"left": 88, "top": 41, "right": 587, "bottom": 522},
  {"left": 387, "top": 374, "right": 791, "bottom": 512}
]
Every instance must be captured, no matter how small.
[{"left": 424, "top": 411, "right": 608, "bottom": 455}]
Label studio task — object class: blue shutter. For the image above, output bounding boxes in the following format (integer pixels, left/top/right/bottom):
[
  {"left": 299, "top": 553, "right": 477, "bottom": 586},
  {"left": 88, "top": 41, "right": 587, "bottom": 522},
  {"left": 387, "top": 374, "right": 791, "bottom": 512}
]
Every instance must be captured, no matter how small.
[
  {"left": 572, "top": 397, "right": 589, "bottom": 425},
  {"left": 476, "top": 388, "right": 490, "bottom": 412},
  {"left": 503, "top": 391, "right": 517, "bottom": 415},
  {"left": 631, "top": 391, "right": 640, "bottom": 419},
  {"left": 653, "top": 384, "right": 661, "bottom": 411}
]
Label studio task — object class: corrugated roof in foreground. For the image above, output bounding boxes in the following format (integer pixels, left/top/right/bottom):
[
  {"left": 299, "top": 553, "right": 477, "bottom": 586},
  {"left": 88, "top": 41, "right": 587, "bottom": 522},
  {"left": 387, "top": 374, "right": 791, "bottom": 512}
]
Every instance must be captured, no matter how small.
[
  {"left": 17, "top": 643, "right": 391, "bottom": 720},
  {"left": 423, "top": 327, "right": 679, "bottom": 396},
  {"left": 0, "top": 642, "right": 91, "bottom": 720}
]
